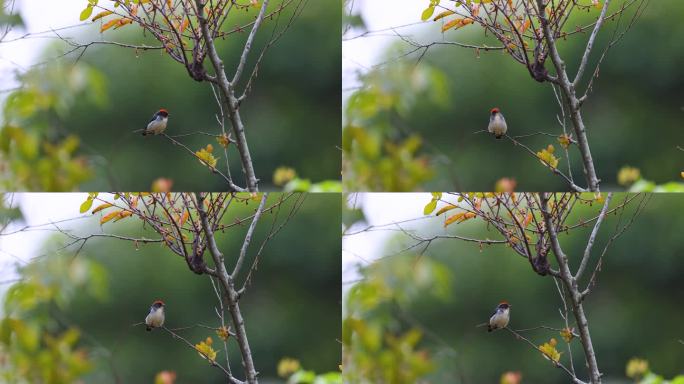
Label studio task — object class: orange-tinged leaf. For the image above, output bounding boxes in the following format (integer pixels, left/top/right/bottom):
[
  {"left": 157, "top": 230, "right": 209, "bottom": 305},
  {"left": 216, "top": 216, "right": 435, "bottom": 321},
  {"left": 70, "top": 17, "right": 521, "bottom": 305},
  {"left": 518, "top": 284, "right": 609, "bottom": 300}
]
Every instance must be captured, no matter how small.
[
  {"left": 444, "top": 212, "right": 476, "bottom": 227},
  {"left": 100, "top": 210, "right": 121, "bottom": 224},
  {"left": 92, "top": 203, "right": 113, "bottom": 214},
  {"left": 560, "top": 327, "right": 574, "bottom": 343},
  {"left": 523, "top": 212, "right": 533, "bottom": 227},
  {"left": 114, "top": 18, "right": 133, "bottom": 29},
  {"left": 180, "top": 210, "right": 189, "bottom": 226},
  {"left": 442, "top": 18, "right": 473, "bottom": 32},
  {"left": 92, "top": 10, "right": 113, "bottom": 22},
  {"left": 113, "top": 211, "right": 133, "bottom": 222},
  {"left": 520, "top": 19, "right": 531, "bottom": 33},
  {"left": 180, "top": 18, "right": 189, "bottom": 33},
  {"left": 101, "top": 18, "right": 120, "bottom": 32},
  {"left": 538, "top": 338, "right": 561, "bottom": 362},
  {"left": 557, "top": 134, "right": 571, "bottom": 149}
]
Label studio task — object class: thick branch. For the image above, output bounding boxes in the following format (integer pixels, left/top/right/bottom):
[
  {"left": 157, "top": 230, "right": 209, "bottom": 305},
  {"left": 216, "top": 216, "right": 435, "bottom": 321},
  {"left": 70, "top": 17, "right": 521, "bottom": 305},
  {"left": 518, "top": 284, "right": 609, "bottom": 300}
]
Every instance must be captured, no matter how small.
[
  {"left": 196, "top": 193, "right": 258, "bottom": 384},
  {"left": 537, "top": 1, "right": 600, "bottom": 192},
  {"left": 195, "top": 0, "right": 259, "bottom": 191},
  {"left": 539, "top": 193, "right": 601, "bottom": 384}
]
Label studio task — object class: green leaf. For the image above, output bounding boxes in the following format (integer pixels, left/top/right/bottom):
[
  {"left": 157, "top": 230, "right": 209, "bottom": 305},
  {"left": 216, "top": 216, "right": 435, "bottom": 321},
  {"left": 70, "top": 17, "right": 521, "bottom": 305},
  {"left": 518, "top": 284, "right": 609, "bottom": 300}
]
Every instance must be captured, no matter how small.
[
  {"left": 421, "top": 6, "right": 435, "bottom": 21},
  {"left": 79, "top": 197, "right": 93, "bottom": 213},
  {"left": 80, "top": 5, "right": 94, "bottom": 21},
  {"left": 423, "top": 199, "right": 437, "bottom": 215}
]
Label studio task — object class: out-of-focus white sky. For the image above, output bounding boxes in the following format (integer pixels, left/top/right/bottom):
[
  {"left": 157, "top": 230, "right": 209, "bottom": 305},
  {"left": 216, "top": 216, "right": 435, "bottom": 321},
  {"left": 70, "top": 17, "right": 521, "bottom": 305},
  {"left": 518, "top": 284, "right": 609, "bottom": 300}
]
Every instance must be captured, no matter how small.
[
  {"left": 342, "top": 0, "right": 426, "bottom": 97},
  {"left": 0, "top": 0, "right": 91, "bottom": 88},
  {"left": 343, "top": 193, "right": 430, "bottom": 288},
  {"left": 0, "top": 194, "right": 90, "bottom": 284}
]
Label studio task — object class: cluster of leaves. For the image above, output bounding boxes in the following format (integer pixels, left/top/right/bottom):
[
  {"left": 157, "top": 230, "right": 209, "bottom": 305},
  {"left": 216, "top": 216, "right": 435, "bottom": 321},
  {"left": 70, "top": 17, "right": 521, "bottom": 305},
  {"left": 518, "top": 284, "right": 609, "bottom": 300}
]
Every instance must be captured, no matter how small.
[
  {"left": 195, "top": 144, "right": 219, "bottom": 170},
  {"left": 343, "top": 63, "right": 450, "bottom": 191},
  {"left": 0, "top": 64, "right": 107, "bottom": 190},
  {"left": 342, "top": 254, "right": 452, "bottom": 383},
  {"left": 421, "top": 0, "right": 605, "bottom": 68},
  {"left": 0, "top": 253, "right": 108, "bottom": 383},
  {"left": 625, "top": 357, "right": 684, "bottom": 384},
  {"left": 81, "top": 0, "right": 264, "bottom": 75},
  {"left": 537, "top": 144, "right": 560, "bottom": 170},
  {"left": 277, "top": 357, "right": 341, "bottom": 384}
]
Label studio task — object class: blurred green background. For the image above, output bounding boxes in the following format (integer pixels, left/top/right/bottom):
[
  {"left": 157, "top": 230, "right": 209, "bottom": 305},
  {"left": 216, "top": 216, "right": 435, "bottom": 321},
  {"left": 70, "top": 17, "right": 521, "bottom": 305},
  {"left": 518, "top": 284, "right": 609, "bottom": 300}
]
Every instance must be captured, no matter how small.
[
  {"left": 343, "top": 1, "right": 684, "bottom": 191},
  {"left": 343, "top": 193, "right": 684, "bottom": 383},
  {"left": 1, "top": 1, "right": 340, "bottom": 191},
  {"left": 0, "top": 193, "right": 341, "bottom": 383}
]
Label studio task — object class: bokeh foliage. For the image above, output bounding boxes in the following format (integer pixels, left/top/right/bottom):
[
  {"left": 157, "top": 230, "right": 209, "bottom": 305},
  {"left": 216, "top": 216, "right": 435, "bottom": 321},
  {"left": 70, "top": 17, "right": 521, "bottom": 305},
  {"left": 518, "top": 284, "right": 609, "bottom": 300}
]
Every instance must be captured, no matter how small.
[
  {"left": 1, "top": 0, "right": 340, "bottom": 191},
  {"left": 0, "top": 193, "right": 341, "bottom": 383},
  {"left": 343, "top": 1, "right": 684, "bottom": 191},
  {"left": 343, "top": 193, "right": 684, "bottom": 383}
]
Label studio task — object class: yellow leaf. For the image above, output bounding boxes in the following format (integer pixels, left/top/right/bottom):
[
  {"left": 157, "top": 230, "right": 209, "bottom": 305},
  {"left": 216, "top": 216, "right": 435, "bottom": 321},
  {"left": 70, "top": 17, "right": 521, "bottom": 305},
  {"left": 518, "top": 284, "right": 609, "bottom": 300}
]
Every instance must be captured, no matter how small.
[
  {"left": 92, "top": 10, "right": 113, "bottom": 22},
  {"left": 273, "top": 166, "right": 296, "bottom": 186},
  {"left": 435, "top": 204, "right": 458, "bottom": 216},
  {"left": 626, "top": 358, "right": 649, "bottom": 379},
  {"left": 433, "top": 10, "right": 455, "bottom": 21},
  {"left": 92, "top": 203, "right": 113, "bottom": 214},
  {"left": 277, "top": 357, "right": 301, "bottom": 378}
]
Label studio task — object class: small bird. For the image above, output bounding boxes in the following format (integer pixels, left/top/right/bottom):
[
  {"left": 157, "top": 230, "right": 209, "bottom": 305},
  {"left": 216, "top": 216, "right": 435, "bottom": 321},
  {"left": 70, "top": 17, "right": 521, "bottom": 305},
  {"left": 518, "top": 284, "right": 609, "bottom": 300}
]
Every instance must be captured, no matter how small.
[
  {"left": 145, "top": 300, "right": 166, "bottom": 331},
  {"left": 142, "top": 109, "right": 169, "bottom": 136},
  {"left": 486, "top": 301, "right": 511, "bottom": 332},
  {"left": 488, "top": 107, "right": 507, "bottom": 139}
]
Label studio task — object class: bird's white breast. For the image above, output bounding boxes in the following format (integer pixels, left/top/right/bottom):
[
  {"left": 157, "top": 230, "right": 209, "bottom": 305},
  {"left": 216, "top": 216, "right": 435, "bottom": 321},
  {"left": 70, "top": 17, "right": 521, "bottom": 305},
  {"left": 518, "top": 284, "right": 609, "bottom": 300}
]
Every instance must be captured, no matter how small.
[
  {"left": 488, "top": 114, "right": 507, "bottom": 136},
  {"left": 145, "top": 308, "right": 165, "bottom": 327},
  {"left": 146, "top": 117, "right": 168, "bottom": 135},
  {"left": 489, "top": 308, "right": 510, "bottom": 329}
]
